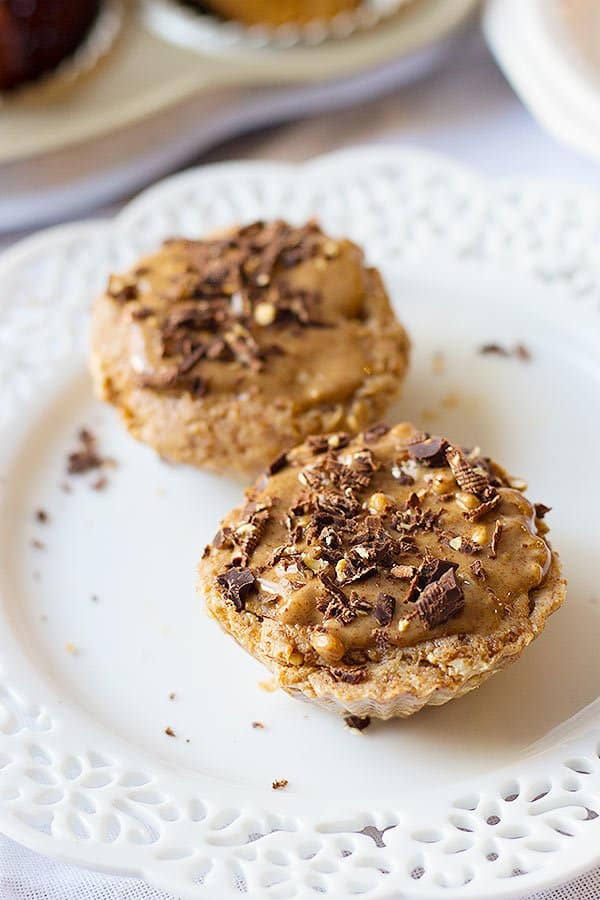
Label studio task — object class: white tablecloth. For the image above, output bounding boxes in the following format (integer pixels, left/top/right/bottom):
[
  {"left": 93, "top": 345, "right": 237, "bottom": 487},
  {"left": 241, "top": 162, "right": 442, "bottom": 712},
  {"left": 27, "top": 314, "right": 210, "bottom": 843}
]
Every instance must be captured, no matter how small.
[{"left": 1, "top": 28, "right": 599, "bottom": 900}]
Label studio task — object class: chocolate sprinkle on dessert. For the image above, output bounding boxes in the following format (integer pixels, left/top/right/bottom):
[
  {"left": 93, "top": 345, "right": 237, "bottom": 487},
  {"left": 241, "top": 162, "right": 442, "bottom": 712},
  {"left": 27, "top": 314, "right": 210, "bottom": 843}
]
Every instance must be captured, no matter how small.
[
  {"left": 470, "top": 560, "right": 486, "bottom": 581},
  {"left": 363, "top": 422, "right": 390, "bottom": 443},
  {"left": 372, "top": 593, "right": 395, "bottom": 626},
  {"left": 199, "top": 422, "right": 564, "bottom": 721},
  {"left": 414, "top": 568, "right": 464, "bottom": 629},
  {"left": 407, "top": 434, "right": 449, "bottom": 467},
  {"left": 490, "top": 521, "right": 503, "bottom": 558},
  {"left": 330, "top": 667, "right": 368, "bottom": 684},
  {"left": 344, "top": 715, "right": 371, "bottom": 731},
  {"left": 217, "top": 567, "right": 257, "bottom": 611}
]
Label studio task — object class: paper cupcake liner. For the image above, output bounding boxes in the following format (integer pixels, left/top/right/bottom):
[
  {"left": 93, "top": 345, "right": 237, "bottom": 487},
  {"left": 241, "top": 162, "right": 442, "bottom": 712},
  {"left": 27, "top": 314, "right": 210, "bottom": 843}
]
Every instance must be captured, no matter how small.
[
  {"left": 142, "top": 0, "right": 418, "bottom": 53},
  {"left": 1, "top": 0, "right": 123, "bottom": 101}
]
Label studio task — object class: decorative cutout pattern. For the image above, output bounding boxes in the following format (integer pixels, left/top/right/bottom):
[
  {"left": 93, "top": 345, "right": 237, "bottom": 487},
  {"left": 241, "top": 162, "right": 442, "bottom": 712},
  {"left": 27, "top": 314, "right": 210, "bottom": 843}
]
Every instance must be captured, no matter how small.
[{"left": 0, "top": 149, "right": 599, "bottom": 897}]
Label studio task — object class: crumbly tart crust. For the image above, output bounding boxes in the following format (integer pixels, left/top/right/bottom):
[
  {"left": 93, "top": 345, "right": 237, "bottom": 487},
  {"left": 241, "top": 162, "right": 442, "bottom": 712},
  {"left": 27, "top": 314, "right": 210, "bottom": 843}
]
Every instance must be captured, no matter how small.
[
  {"left": 198, "top": 423, "right": 566, "bottom": 719},
  {"left": 90, "top": 220, "right": 409, "bottom": 477}
]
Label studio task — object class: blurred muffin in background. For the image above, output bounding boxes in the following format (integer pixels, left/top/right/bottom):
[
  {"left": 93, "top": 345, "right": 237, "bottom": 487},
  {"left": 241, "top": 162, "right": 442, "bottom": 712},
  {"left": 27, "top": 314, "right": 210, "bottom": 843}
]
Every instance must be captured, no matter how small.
[
  {"left": 0, "top": 0, "right": 101, "bottom": 90},
  {"left": 190, "top": 0, "right": 361, "bottom": 27}
]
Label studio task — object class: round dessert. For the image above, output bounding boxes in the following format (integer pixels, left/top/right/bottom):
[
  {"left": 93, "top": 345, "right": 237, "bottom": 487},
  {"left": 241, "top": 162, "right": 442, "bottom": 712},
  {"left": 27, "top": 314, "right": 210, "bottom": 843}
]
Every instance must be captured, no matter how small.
[
  {"left": 0, "top": 0, "right": 101, "bottom": 91},
  {"left": 189, "top": 0, "right": 360, "bottom": 28},
  {"left": 90, "top": 220, "right": 410, "bottom": 478},
  {"left": 198, "top": 422, "right": 566, "bottom": 720}
]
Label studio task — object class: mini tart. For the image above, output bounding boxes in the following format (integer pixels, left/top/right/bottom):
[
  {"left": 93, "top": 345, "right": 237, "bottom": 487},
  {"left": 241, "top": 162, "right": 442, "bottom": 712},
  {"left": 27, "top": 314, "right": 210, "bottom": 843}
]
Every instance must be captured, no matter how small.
[
  {"left": 189, "top": 0, "right": 361, "bottom": 27},
  {"left": 0, "top": 0, "right": 101, "bottom": 91},
  {"left": 90, "top": 220, "right": 409, "bottom": 478},
  {"left": 198, "top": 423, "right": 566, "bottom": 720}
]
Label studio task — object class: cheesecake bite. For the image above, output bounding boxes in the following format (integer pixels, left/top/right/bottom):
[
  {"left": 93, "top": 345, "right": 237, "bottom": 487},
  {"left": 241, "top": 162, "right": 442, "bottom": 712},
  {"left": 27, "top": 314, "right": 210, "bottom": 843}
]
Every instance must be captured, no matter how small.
[
  {"left": 198, "top": 423, "right": 565, "bottom": 719},
  {"left": 90, "top": 220, "right": 409, "bottom": 477}
]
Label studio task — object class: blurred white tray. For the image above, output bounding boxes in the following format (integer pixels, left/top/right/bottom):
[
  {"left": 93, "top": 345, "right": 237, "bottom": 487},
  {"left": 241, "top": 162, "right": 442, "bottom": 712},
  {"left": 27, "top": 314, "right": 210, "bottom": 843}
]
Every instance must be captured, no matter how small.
[
  {"left": 484, "top": 0, "right": 600, "bottom": 163},
  {"left": 0, "top": 0, "right": 477, "bottom": 232}
]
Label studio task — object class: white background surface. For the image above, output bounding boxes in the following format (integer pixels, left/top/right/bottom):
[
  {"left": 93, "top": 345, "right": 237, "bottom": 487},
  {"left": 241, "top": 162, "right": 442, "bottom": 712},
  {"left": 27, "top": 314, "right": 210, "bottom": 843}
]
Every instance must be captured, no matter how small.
[{"left": 1, "top": 26, "right": 599, "bottom": 900}]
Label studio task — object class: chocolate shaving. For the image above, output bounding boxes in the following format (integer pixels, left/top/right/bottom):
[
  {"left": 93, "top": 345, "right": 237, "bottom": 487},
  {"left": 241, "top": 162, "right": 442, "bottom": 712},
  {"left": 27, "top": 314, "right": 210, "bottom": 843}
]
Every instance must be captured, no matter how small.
[
  {"left": 372, "top": 593, "right": 395, "bottom": 627},
  {"left": 490, "top": 521, "right": 503, "bottom": 558},
  {"left": 407, "top": 434, "right": 449, "bottom": 467},
  {"left": 272, "top": 779, "right": 288, "bottom": 790},
  {"left": 534, "top": 503, "right": 551, "bottom": 519},
  {"left": 267, "top": 452, "right": 288, "bottom": 475},
  {"left": 414, "top": 568, "right": 464, "bottom": 628},
  {"left": 438, "top": 530, "right": 481, "bottom": 555},
  {"left": 344, "top": 715, "right": 371, "bottom": 731},
  {"left": 67, "top": 429, "right": 109, "bottom": 475},
  {"left": 217, "top": 567, "right": 257, "bottom": 611},
  {"left": 470, "top": 559, "right": 486, "bottom": 581},
  {"left": 464, "top": 494, "right": 501, "bottom": 521},
  {"left": 446, "top": 446, "right": 490, "bottom": 497},
  {"left": 330, "top": 667, "right": 368, "bottom": 684},
  {"left": 317, "top": 576, "right": 372, "bottom": 624},
  {"left": 363, "top": 422, "right": 389, "bottom": 443}
]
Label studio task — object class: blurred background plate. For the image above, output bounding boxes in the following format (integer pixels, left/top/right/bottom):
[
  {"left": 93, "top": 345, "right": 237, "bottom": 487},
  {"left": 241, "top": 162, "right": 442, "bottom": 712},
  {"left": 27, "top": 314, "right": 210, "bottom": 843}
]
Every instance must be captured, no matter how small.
[
  {"left": 484, "top": 0, "right": 600, "bottom": 163},
  {"left": 0, "top": 0, "right": 477, "bottom": 232}
]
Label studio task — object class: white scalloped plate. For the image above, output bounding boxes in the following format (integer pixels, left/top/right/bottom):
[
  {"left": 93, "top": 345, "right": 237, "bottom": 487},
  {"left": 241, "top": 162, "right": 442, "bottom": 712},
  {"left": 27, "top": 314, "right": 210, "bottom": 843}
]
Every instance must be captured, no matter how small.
[{"left": 1, "top": 148, "right": 600, "bottom": 899}]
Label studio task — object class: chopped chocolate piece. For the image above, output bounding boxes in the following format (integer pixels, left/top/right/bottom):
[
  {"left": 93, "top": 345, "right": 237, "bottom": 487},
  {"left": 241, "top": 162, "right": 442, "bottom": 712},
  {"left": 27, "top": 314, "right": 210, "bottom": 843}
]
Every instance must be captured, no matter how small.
[
  {"left": 164, "top": 727, "right": 176, "bottom": 737},
  {"left": 372, "top": 593, "right": 395, "bottom": 627},
  {"left": 470, "top": 560, "right": 486, "bottom": 581},
  {"left": 35, "top": 509, "right": 49, "bottom": 523},
  {"left": 330, "top": 667, "right": 368, "bottom": 684},
  {"left": 344, "top": 715, "right": 371, "bottom": 731},
  {"left": 446, "top": 446, "right": 490, "bottom": 497},
  {"left": 479, "top": 343, "right": 509, "bottom": 357},
  {"left": 490, "top": 521, "right": 503, "bottom": 558},
  {"left": 307, "top": 434, "right": 330, "bottom": 454},
  {"left": 415, "top": 568, "right": 464, "bottom": 628},
  {"left": 317, "top": 576, "right": 372, "bottom": 624},
  {"left": 267, "top": 452, "right": 288, "bottom": 475},
  {"left": 438, "top": 530, "right": 481, "bottom": 555},
  {"left": 67, "top": 428, "right": 106, "bottom": 475},
  {"left": 417, "top": 557, "right": 458, "bottom": 588},
  {"left": 272, "top": 778, "right": 288, "bottom": 790},
  {"left": 464, "top": 494, "right": 500, "bottom": 521},
  {"left": 515, "top": 343, "right": 531, "bottom": 362},
  {"left": 252, "top": 721, "right": 264, "bottom": 729},
  {"left": 534, "top": 503, "right": 551, "bottom": 519},
  {"left": 217, "top": 567, "right": 257, "bottom": 611},
  {"left": 407, "top": 434, "right": 449, "bottom": 467},
  {"left": 393, "top": 506, "right": 442, "bottom": 534},
  {"left": 363, "top": 422, "right": 389, "bottom": 443}
]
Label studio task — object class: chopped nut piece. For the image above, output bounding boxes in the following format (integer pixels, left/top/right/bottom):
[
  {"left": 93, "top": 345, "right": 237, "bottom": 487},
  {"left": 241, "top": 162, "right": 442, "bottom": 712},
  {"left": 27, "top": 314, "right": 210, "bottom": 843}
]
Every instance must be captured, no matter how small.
[{"left": 310, "top": 630, "right": 345, "bottom": 662}]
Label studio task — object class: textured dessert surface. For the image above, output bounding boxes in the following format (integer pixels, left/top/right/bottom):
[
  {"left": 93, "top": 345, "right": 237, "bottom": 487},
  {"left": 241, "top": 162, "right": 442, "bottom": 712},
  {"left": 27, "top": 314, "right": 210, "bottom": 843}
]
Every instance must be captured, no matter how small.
[
  {"left": 193, "top": 0, "right": 361, "bottom": 27},
  {"left": 90, "top": 220, "right": 409, "bottom": 476},
  {"left": 199, "top": 422, "right": 565, "bottom": 718}
]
